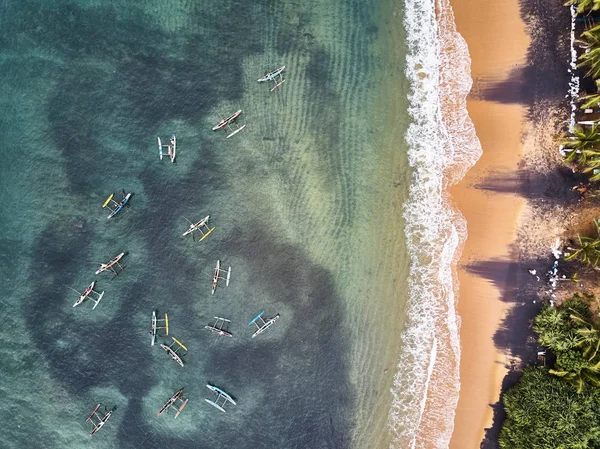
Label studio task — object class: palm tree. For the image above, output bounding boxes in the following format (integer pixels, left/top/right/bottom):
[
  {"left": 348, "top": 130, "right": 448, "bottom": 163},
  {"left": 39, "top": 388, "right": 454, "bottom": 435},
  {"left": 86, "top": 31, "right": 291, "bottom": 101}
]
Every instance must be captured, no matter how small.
[
  {"left": 566, "top": 220, "right": 600, "bottom": 267},
  {"left": 569, "top": 309, "right": 600, "bottom": 360},
  {"left": 578, "top": 24, "right": 600, "bottom": 49},
  {"left": 550, "top": 361, "right": 600, "bottom": 393},
  {"left": 581, "top": 157, "right": 600, "bottom": 181},
  {"left": 579, "top": 47, "right": 600, "bottom": 79},
  {"left": 535, "top": 306, "right": 566, "bottom": 329},
  {"left": 576, "top": 327, "right": 600, "bottom": 359},
  {"left": 566, "top": 0, "right": 600, "bottom": 15},
  {"left": 578, "top": 77, "right": 600, "bottom": 109},
  {"left": 566, "top": 235, "right": 600, "bottom": 266},
  {"left": 561, "top": 123, "right": 600, "bottom": 165},
  {"left": 579, "top": 91, "right": 600, "bottom": 110},
  {"left": 539, "top": 328, "right": 580, "bottom": 351}
]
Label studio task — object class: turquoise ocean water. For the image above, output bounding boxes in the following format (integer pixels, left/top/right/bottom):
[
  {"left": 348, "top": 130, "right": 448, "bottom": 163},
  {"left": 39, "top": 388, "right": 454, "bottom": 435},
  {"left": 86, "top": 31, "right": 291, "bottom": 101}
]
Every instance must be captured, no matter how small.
[{"left": 0, "top": 1, "right": 418, "bottom": 448}]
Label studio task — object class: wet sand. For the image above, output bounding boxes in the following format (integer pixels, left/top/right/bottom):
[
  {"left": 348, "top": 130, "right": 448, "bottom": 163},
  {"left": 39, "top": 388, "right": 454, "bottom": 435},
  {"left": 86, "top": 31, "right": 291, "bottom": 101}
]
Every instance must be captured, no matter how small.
[{"left": 447, "top": 0, "right": 530, "bottom": 447}]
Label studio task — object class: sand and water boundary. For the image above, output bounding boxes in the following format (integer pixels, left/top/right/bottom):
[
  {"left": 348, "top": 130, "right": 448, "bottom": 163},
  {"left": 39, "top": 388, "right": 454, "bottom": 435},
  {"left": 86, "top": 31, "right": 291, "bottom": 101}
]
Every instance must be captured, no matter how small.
[{"left": 448, "top": 0, "right": 530, "bottom": 447}]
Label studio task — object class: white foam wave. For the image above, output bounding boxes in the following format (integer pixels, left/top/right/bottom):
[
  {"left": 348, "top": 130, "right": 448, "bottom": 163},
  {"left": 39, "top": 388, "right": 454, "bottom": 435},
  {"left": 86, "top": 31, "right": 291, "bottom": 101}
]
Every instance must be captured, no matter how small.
[{"left": 388, "top": 0, "right": 482, "bottom": 447}]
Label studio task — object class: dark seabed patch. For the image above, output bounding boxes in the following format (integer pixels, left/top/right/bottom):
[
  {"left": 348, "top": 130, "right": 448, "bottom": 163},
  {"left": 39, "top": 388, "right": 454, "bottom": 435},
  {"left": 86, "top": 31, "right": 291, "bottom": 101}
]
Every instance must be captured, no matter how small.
[
  {"left": 0, "top": 0, "right": 394, "bottom": 447},
  {"left": 24, "top": 218, "right": 353, "bottom": 449}
]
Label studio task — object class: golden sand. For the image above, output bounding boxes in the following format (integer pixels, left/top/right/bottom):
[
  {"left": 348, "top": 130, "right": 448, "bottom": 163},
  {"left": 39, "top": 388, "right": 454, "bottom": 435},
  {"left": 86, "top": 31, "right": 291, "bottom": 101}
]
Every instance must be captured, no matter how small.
[{"left": 447, "top": 0, "right": 530, "bottom": 447}]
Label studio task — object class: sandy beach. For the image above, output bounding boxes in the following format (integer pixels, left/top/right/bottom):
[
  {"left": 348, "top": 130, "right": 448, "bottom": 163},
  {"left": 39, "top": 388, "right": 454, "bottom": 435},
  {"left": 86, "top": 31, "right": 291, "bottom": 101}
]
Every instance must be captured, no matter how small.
[{"left": 448, "top": 0, "right": 530, "bottom": 447}]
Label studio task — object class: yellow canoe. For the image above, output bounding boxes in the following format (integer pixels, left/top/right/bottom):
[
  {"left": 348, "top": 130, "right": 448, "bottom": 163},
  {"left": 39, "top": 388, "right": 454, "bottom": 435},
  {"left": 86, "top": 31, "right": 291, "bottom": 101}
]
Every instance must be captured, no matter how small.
[
  {"left": 199, "top": 227, "right": 215, "bottom": 242},
  {"left": 102, "top": 193, "right": 114, "bottom": 208},
  {"left": 172, "top": 337, "right": 187, "bottom": 351}
]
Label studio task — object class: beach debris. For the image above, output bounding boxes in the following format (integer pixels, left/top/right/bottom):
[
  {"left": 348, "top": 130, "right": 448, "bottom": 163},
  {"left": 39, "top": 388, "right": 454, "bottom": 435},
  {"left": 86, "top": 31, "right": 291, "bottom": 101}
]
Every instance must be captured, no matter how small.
[
  {"left": 547, "top": 260, "right": 560, "bottom": 289},
  {"left": 540, "top": 240, "right": 567, "bottom": 292},
  {"left": 559, "top": 145, "right": 567, "bottom": 157},
  {"left": 537, "top": 350, "right": 546, "bottom": 367},
  {"left": 568, "top": 4, "right": 580, "bottom": 133},
  {"left": 572, "top": 183, "right": 588, "bottom": 195},
  {"left": 551, "top": 239, "right": 562, "bottom": 260}
]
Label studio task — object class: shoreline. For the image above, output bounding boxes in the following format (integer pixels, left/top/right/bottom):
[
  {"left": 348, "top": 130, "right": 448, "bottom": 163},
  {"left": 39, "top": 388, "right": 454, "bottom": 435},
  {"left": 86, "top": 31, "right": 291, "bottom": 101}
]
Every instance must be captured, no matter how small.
[{"left": 447, "top": 0, "right": 530, "bottom": 447}]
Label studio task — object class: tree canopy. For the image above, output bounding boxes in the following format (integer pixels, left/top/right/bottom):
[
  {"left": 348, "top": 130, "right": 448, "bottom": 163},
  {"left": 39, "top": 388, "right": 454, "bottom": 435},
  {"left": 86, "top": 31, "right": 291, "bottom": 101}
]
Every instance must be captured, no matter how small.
[
  {"left": 534, "top": 294, "right": 600, "bottom": 392},
  {"left": 500, "top": 367, "right": 600, "bottom": 449},
  {"left": 501, "top": 296, "right": 600, "bottom": 447}
]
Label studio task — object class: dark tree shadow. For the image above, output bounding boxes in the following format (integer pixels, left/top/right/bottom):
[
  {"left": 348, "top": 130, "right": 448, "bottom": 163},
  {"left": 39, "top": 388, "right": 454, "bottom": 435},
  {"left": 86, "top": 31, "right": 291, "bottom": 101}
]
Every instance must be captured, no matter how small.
[
  {"left": 464, "top": 254, "right": 554, "bottom": 448},
  {"left": 475, "top": 0, "right": 571, "bottom": 108},
  {"left": 472, "top": 166, "right": 587, "bottom": 207},
  {"left": 479, "top": 367, "right": 524, "bottom": 449},
  {"left": 462, "top": 1, "right": 584, "bottom": 446}
]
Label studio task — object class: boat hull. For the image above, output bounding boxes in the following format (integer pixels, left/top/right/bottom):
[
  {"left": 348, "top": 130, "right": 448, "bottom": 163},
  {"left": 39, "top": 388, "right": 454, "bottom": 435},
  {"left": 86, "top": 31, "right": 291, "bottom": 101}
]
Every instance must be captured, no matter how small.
[
  {"left": 169, "top": 134, "right": 176, "bottom": 163},
  {"left": 212, "top": 110, "right": 241, "bottom": 130},
  {"left": 107, "top": 193, "right": 131, "bottom": 219},
  {"left": 258, "top": 66, "right": 285, "bottom": 82}
]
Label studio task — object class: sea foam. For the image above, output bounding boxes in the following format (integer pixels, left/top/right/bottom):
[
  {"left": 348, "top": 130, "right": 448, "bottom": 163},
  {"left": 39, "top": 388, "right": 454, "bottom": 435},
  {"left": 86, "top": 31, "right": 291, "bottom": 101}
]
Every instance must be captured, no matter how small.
[{"left": 388, "top": 0, "right": 482, "bottom": 447}]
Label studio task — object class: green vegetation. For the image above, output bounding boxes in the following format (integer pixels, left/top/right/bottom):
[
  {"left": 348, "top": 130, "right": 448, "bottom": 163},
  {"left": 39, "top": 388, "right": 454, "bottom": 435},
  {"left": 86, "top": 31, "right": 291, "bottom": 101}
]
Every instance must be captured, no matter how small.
[
  {"left": 561, "top": 117, "right": 600, "bottom": 179},
  {"left": 500, "top": 295, "right": 600, "bottom": 448},
  {"left": 579, "top": 26, "right": 600, "bottom": 79},
  {"left": 566, "top": 0, "right": 600, "bottom": 15},
  {"left": 561, "top": 123, "right": 600, "bottom": 165},
  {"left": 501, "top": 3, "right": 600, "bottom": 447},
  {"left": 580, "top": 89, "right": 600, "bottom": 111},
  {"left": 535, "top": 295, "right": 600, "bottom": 391},
  {"left": 562, "top": 17, "right": 600, "bottom": 179},
  {"left": 500, "top": 367, "right": 600, "bottom": 448},
  {"left": 565, "top": 220, "right": 600, "bottom": 267}
]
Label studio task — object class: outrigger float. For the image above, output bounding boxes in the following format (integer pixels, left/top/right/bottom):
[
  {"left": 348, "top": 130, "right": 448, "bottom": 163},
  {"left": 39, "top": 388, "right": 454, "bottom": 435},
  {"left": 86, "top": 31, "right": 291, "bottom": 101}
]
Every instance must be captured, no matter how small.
[
  {"left": 211, "top": 260, "right": 231, "bottom": 295},
  {"left": 150, "top": 311, "right": 169, "bottom": 346},
  {"left": 103, "top": 190, "right": 132, "bottom": 219},
  {"left": 249, "top": 311, "right": 279, "bottom": 338},
  {"left": 86, "top": 404, "right": 112, "bottom": 436},
  {"left": 71, "top": 281, "right": 105, "bottom": 309},
  {"left": 182, "top": 215, "right": 214, "bottom": 242},
  {"left": 204, "top": 384, "right": 236, "bottom": 413},
  {"left": 158, "top": 389, "right": 188, "bottom": 418},
  {"left": 205, "top": 317, "right": 233, "bottom": 337},
  {"left": 95, "top": 252, "right": 125, "bottom": 278},
  {"left": 157, "top": 134, "right": 176, "bottom": 163},
  {"left": 160, "top": 337, "right": 187, "bottom": 367},
  {"left": 258, "top": 65, "right": 285, "bottom": 92},
  {"left": 212, "top": 110, "right": 246, "bottom": 138}
]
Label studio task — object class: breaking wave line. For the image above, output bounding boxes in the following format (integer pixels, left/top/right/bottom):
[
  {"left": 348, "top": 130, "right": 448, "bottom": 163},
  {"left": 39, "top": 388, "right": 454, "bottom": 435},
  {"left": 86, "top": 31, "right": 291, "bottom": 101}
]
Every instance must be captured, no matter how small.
[{"left": 388, "top": 0, "right": 482, "bottom": 447}]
